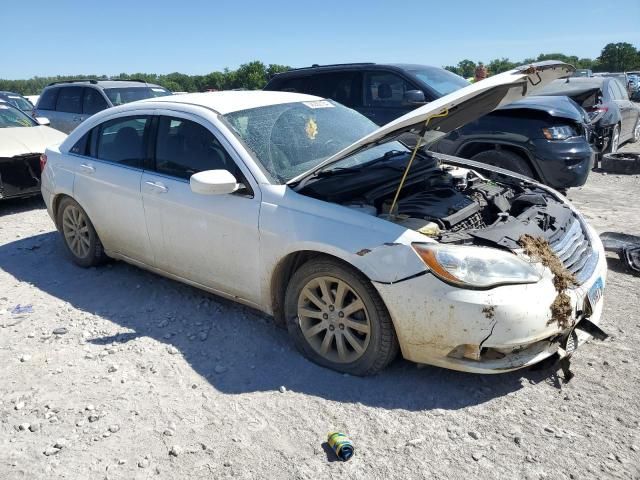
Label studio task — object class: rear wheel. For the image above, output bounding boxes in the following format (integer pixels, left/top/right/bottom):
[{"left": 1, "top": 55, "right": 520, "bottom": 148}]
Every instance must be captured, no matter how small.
[
  {"left": 631, "top": 118, "right": 640, "bottom": 143},
  {"left": 57, "top": 197, "right": 107, "bottom": 267},
  {"left": 284, "top": 258, "right": 398, "bottom": 376},
  {"left": 470, "top": 149, "right": 535, "bottom": 179},
  {"left": 606, "top": 124, "right": 620, "bottom": 153}
]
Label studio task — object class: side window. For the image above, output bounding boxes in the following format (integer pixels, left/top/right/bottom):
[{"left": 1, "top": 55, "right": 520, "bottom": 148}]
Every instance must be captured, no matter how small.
[
  {"left": 306, "top": 72, "right": 362, "bottom": 108},
  {"left": 55, "top": 87, "right": 83, "bottom": 113},
  {"left": 277, "top": 77, "right": 306, "bottom": 93},
  {"left": 95, "top": 116, "right": 149, "bottom": 168},
  {"left": 83, "top": 88, "right": 108, "bottom": 115},
  {"left": 613, "top": 80, "right": 628, "bottom": 100},
  {"left": 38, "top": 88, "right": 59, "bottom": 110},
  {"left": 364, "top": 72, "right": 415, "bottom": 107},
  {"left": 70, "top": 131, "right": 91, "bottom": 155},
  {"left": 154, "top": 116, "right": 244, "bottom": 183}
]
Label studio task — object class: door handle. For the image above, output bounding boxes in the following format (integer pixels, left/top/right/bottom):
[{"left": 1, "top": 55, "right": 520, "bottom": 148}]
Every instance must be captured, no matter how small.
[
  {"left": 145, "top": 181, "right": 168, "bottom": 193},
  {"left": 79, "top": 163, "right": 95, "bottom": 174}
]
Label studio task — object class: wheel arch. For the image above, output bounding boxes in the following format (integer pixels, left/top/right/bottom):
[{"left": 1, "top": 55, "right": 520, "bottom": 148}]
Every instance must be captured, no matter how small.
[
  {"left": 51, "top": 193, "right": 75, "bottom": 230},
  {"left": 456, "top": 141, "right": 543, "bottom": 182},
  {"left": 269, "top": 250, "right": 375, "bottom": 328}
]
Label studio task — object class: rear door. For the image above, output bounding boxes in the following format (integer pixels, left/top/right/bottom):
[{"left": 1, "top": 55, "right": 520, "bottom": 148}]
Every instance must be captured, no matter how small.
[
  {"left": 305, "top": 72, "right": 363, "bottom": 111},
  {"left": 141, "top": 112, "right": 262, "bottom": 303},
  {"left": 610, "top": 80, "right": 635, "bottom": 139},
  {"left": 54, "top": 87, "right": 86, "bottom": 133},
  {"left": 360, "top": 70, "right": 420, "bottom": 125},
  {"left": 71, "top": 112, "right": 155, "bottom": 264},
  {"left": 35, "top": 87, "right": 60, "bottom": 130}
]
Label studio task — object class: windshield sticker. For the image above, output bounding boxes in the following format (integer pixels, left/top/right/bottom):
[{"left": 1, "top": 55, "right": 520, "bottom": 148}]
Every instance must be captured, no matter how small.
[
  {"left": 303, "top": 100, "right": 334, "bottom": 109},
  {"left": 0, "top": 105, "right": 8, "bottom": 109},
  {"left": 8, "top": 95, "right": 21, "bottom": 99},
  {"left": 305, "top": 117, "right": 318, "bottom": 140},
  {"left": 151, "top": 88, "right": 165, "bottom": 92}
]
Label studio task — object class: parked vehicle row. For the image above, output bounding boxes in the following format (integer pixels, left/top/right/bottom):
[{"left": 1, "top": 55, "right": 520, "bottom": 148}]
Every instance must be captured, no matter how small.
[
  {"left": 41, "top": 62, "right": 608, "bottom": 376},
  {"left": 265, "top": 62, "right": 597, "bottom": 190}
]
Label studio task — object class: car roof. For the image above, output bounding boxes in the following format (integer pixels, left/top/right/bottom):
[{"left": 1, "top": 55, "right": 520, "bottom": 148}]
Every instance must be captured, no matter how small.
[
  {"left": 271, "top": 62, "right": 437, "bottom": 77},
  {"left": 0, "top": 91, "right": 25, "bottom": 96},
  {"left": 45, "top": 80, "right": 164, "bottom": 89},
  {"left": 142, "top": 90, "right": 322, "bottom": 114}
]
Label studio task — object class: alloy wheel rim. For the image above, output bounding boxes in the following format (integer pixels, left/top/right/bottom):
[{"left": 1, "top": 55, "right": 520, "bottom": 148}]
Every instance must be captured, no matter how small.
[
  {"left": 611, "top": 127, "right": 620, "bottom": 152},
  {"left": 62, "top": 206, "right": 90, "bottom": 258},
  {"left": 297, "top": 276, "right": 371, "bottom": 363}
]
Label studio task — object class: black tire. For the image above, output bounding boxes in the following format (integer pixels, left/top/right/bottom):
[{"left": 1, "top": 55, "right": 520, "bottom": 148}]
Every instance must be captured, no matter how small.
[
  {"left": 605, "top": 124, "right": 620, "bottom": 153},
  {"left": 56, "top": 197, "right": 107, "bottom": 268},
  {"left": 284, "top": 258, "right": 399, "bottom": 376},
  {"left": 470, "top": 149, "right": 535, "bottom": 179},
  {"left": 601, "top": 152, "right": 640, "bottom": 174}
]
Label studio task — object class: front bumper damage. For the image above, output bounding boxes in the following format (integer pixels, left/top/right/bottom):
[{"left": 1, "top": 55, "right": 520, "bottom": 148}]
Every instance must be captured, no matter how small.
[
  {"left": 0, "top": 154, "right": 41, "bottom": 200},
  {"left": 373, "top": 224, "right": 608, "bottom": 374}
]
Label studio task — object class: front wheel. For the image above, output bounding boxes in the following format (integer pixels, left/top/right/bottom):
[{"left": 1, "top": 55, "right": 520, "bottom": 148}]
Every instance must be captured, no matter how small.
[
  {"left": 57, "top": 197, "right": 107, "bottom": 267},
  {"left": 284, "top": 258, "right": 398, "bottom": 376},
  {"left": 471, "top": 149, "right": 535, "bottom": 179}
]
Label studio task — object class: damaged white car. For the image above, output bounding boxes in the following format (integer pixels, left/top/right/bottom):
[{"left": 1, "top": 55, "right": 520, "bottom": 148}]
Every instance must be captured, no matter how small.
[
  {"left": 41, "top": 61, "right": 607, "bottom": 376},
  {"left": 0, "top": 103, "right": 65, "bottom": 200}
]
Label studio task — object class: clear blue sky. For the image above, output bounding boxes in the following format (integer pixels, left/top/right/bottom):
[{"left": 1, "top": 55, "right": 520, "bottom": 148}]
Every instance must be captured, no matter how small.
[{"left": 4, "top": 0, "right": 640, "bottom": 79}]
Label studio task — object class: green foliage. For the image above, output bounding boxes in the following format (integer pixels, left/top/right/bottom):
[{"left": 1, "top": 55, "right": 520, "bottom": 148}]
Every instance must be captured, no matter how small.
[
  {"left": 597, "top": 42, "right": 640, "bottom": 72},
  {"left": 2, "top": 41, "right": 639, "bottom": 96},
  {"left": 0, "top": 61, "right": 292, "bottom": 95}
]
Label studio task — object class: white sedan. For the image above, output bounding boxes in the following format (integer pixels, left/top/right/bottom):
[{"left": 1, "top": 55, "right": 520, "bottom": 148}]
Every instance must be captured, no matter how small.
[
  {"left": 0, "top": 103, "right": 65, "bottom": 200},
  {"left": 41, "top": 61, "right": 607, "bottom": 375}
]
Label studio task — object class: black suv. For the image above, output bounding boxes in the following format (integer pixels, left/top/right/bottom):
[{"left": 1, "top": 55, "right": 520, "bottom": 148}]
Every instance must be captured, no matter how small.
[
  {"left": 265, "top": 63, "right": 595, "bottom": 190},
  {"left": 34, "top": 79, "right": 171, "bottom": 133}
]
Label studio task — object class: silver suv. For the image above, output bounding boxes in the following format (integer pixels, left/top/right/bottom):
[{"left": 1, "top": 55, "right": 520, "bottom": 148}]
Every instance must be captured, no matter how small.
[{"left": 34, "top": 79, "right": 171, "bottom": 133}]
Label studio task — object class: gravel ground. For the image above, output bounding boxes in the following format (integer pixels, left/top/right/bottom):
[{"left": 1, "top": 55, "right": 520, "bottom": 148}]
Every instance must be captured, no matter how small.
[{"left": 1, "top": 144, "right": 639, "bottom": 479}]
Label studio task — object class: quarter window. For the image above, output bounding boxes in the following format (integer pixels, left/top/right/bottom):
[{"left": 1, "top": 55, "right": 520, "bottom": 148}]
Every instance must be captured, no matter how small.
[
  {"left": 364, "top": 72, "right": 415, "bottom": 107},
  {"left": 154, "top": 116, "right": 240, "bottom": 181},
  {"left": 82, "top": 88, "right": 108, "bottom": 115},
  {"left": 95, "top": 116, "right": 150, "bottom": 168},
  {"left": 55, "top": 87, "right": 83, "bottom": 113}
]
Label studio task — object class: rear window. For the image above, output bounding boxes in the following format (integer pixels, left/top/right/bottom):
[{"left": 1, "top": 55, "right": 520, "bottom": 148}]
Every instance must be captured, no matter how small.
[
  {"left": 38, "top": 88, "right": 59, "bottom": 110},
  {"left": 56, "top": 87, "right": 83, "bottom": 113},
  {"left": 104, "top": 86, "right": 171, "bottom": 106}
]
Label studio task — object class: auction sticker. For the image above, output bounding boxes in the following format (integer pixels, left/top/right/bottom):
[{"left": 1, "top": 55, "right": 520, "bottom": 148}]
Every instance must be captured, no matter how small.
[{"left": 303, "top": 100, "right": 334, "bottom": 109}]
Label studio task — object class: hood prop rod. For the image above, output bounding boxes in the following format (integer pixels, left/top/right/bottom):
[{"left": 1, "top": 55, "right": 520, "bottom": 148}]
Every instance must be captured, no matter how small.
[{"left": 387, "top": 108, "right": 449, "bottom": 218}]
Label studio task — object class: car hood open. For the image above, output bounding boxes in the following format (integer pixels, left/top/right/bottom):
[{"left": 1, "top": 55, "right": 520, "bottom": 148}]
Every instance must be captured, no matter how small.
[{"left": 287, "top": 61, "right": 573, "bottom": 185}]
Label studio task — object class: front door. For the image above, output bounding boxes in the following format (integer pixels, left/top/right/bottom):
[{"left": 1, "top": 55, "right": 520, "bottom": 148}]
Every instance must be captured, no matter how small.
[
  {"left": 360, "top": 71, "right": 418, "bottom": 125},
  {"left": 141, "top": 113, "right": 262, "bottom": 303}
]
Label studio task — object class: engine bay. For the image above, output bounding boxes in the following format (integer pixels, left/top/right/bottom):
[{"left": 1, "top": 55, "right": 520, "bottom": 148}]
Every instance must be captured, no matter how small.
[{"left": 300, "top": 158, "right": 577, "bottom": 251}]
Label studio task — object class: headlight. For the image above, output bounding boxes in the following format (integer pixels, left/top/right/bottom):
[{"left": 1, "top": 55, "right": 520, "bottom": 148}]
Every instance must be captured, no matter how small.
[
  {"left": 412, "top": 243, "right": 542, "bottom": 288},
  {"left": 542, "top": 125, "right": 577, "bottom": 140}
]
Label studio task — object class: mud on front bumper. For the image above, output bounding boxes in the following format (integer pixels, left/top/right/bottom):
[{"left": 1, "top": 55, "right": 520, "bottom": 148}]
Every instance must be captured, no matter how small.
[{"left": 373, "top": 227, "right": 608, "bottom": 374}]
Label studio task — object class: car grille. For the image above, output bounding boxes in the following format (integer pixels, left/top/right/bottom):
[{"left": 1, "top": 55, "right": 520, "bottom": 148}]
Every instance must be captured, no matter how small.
[{"left": 549, "top": 217, "right": 598, "bottom": 285}]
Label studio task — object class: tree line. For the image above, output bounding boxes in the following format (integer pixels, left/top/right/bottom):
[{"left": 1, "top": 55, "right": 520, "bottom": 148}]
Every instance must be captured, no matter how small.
[
  {"left": 1, "top": 42, "right": 638, "bottom": 96},
  {"left": 444, "top": 42, "right": 640, "bottom": 78}
]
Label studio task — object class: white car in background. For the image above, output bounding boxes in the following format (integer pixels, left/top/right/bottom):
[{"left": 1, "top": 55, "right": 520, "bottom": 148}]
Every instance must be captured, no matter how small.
[
  {"left": 41, "top": 61, "right": 607, "bottom": 376},
  {"left": 0, "top": 104, "right": 65, "bottom": 200}
]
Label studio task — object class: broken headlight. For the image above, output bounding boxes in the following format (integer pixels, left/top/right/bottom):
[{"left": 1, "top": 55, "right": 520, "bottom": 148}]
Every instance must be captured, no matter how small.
[
  {"left": 542, "top": 125, "right": 577, "bottom": 140},
  {"left": 412, "top": 244, "right": 542, "bottom": 288}
]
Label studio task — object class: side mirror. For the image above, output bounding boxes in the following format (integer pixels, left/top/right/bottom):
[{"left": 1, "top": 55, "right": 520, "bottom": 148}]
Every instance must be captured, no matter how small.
[
  {"left": 190, "top": 169, "right": 239, "bottom": 195},
  {"left": 35, "top": 117, "right": 50, "bottom": 126},
  {"left": 403, "top": 90, "right": 426, "bottom": 105}
]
